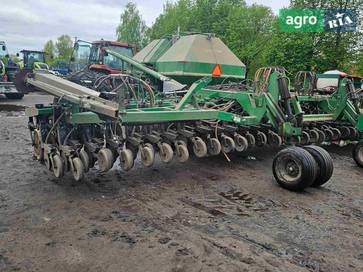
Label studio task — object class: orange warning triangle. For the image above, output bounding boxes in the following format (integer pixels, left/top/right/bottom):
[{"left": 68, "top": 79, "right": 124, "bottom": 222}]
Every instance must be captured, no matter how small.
[{"left": 212, "top": 64, "right": 222, "bottom": 77}]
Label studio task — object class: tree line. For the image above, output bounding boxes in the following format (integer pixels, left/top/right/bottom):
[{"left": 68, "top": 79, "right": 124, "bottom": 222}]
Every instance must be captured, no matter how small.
[
  {"left": 116, "top": 0, "right": 363, "bottom": 77},
  {"left": 43, "top": 0, "right": 362, "bottom": 77}
]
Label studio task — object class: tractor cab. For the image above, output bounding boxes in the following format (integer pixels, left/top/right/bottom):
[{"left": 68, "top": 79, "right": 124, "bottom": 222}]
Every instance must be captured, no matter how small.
[
  {"left": 70, "top": 40, "right": 134, "bottom": 74},
  {"left": 20, "top": 50, "right": 48, "bottom": 70}
]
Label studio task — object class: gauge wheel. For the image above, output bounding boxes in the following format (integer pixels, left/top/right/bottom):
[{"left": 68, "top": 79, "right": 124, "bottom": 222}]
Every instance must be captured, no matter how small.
[
  {"left": 176, "top": 143, "right": 189, "bottom": 163},
  {"left": 141, "top": 144, "right": 155, "bottom": 167},
  {"left": 207, "top": 137, "right": 222, "bottom": 155},
  {"left": 192, "top": 137, "right": 208, "bottom": 158},
  {"left": 97, "top": 148, "right": 114, "bottom": 172},
  {"left": 119, "top": 148, "right": 134, "bottom": 171},
  {"left": 52, "top": 154, "right": 64, "bottom": 178},
  {"left": 159, "top": 142, "right": 173, "bottom": 163},
  {"left": 71, "top": 157, "right": 85, "bottom": 181},
  {"left": 235, "top": 134, "right": 248, "bottom": 152}
]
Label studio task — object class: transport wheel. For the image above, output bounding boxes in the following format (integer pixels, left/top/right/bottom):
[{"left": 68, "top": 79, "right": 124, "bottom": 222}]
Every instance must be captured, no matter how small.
[
  {"left": 119, "top": 149, "right": 134, "bottom": 171},
  {"left": 97, "top": 148, "right": 114, "bottom": 172},
  {"left": 304, "top": 145, "right": 334, "bottom": 187},
  {"left": 79, "top": 148, "right": 90, "bottom": 173},
  {"left": 207, "top": 137, "right": 222, "bottom": 155},
  {"left": 221, "top": 135, "right": 235, "bottom": 153},
  {"left": 272, "top": 147, "right": 317, "bottom": 191},
  {"left": 71, "top": 157, "right": 85, "bottom": 181},
  {"left": 193, "top": 137, "right": 208, "bottom": 158},
  {"left": 235, "top": 134, "right": 248, "bottom": 152},
  {"left": 256, "top": 131, "right": 267, "bottom": 147},
  {"left": 309, "top": 129, "right": 319, "bottom": 143},
  {"left": 140, "top": 144, "right": 155, "bottom": 167},
  {"left": 268, "top": 132, "right": 282, "bottom": 147},
  {"left": 324, "top": 129, "right": 333, "bottom": 142},
  {"left": 176, "top": 143, "right": 189, "bottom": 162},
  {"left": 352, "top": 142, "right": 363, "bottom": 168},
  {"left": 300, "top": 131, "right": 311, "bottom": 145},
  {"left": 330, "top": 128, "right": 341, "bottom": 141},
  {"left": 52, "top": 154, "right": 64, "bottom": 178},
  {"left": 245, "top": 132, "right": 255, "bottom": 146},
  {"left": 159, "top": 142, "right": 173, "bottom": 163},
  {"left": 33, "top": 129, "right": 44, "bottom": 161}
]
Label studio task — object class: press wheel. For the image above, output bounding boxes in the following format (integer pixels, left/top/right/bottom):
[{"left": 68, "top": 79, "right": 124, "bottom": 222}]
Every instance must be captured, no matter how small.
[
  {"left": 71, "top": 157, "right": 85, "bottom": 181},
  {"left": 207, "top": 137, "right": 222, "bottom": 155},
  {"left": 192, "top": 137, "right": 208, "bottom": 158},
  {"left": 97, "top": 148, "right": 114, "bottom": 172},
  {"left": 141, "top": 144, "right": 155, "bottom": 167},
  {"left": 159, "top": 142, "right": 173, "bottom": 163}
]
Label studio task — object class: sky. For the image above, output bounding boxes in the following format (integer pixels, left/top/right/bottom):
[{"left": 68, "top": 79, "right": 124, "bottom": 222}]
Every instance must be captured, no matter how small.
[{"left": 0, "top": 0, "right": 289, "bottom": 54}]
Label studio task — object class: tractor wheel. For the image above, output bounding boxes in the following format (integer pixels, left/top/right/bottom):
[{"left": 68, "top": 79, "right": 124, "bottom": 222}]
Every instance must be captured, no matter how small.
[
  {"left": 352, "top": 142, "right": 363, "bottom": 168},
  {"left": 193, "top": 137, "right": 208, "bottom": 158},
  {"left": 159, "top": 142, "right": 173, "bottom": 163},
  {"left": 273, "top": 147, "right": 317, "bottom": 191},
  {"left": 97, "top": 148, "right": 114, "bottom": 172},
  {"left": 5, "top": 93, "right": 24, "bottom": 100},
  {"left": 207, "top": 137, "right": 221, "bottom": 155},
  {"left": 71, "top": 157, "right": 85, "bottom": 182},
  {"left": 119, "top": 149, "right": 134, "bottom": 171},
  {"left": 52, "top": 154, "right": 64, "bottom": 178},
  {"left": 176, "top": 143, "right": 189, "bottom": 162},
  {"left": 304, "top": 145, "right": 334, "bottom": 187},
  {"left": 140, "top": 144, "right": 155, "bottom": 167},
  {"left": 221, "top": 135, "right": 235, "bottom": 153},
  {"left": 79, "top": 148, "right": 90, "bottom": 173},
  {"left": 235, "top": 134, "right": 249, "bottom": 152}
]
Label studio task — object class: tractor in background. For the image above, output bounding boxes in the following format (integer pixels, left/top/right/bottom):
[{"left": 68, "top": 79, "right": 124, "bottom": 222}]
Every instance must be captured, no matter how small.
[
  {"left": 0, "top": 42, "right": 24, "bottom": 99},
  {"left": 67, "top": 39, "right": 134, "bottom": 91}
]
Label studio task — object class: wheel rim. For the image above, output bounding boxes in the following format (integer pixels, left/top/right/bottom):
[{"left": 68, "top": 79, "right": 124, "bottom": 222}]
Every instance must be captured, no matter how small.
[
  {"left": 275, "top": 155, "right": 302, "bottom": 183},
  {"left": 208, "top": 138, "right": 221, "bottom": 155}
]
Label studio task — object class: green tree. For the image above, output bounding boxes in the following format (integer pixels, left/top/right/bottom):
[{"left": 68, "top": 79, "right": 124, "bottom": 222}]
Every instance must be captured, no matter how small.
[
  {"left": 56, "top": 35, "right": 73, "bottom": 61},
  {"left": 43, "top": 40, "right": 55, "bottom": 63},
  {"left": 116, "top": 2, "right": 149, "bottom": 48}
]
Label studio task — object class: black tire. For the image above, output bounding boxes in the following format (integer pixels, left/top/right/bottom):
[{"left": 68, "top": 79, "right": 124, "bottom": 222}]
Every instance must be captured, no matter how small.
[
  {"left": 5, "top": 93, "right": 24, "bottom": 99},
  {"left": 352, "top": 142, "right": 363, "bottom": 168},
  {"left": 273, "top": 146, "right": 317, "bottom": 191},
  {"left": 304, "top": 145, "right": 334, "bottom": 187}
]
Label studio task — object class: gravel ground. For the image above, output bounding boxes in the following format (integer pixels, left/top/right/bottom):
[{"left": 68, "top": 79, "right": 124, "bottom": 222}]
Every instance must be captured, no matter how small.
[{"left": 0, "top": 94, "right": 362, "bottom": 272}]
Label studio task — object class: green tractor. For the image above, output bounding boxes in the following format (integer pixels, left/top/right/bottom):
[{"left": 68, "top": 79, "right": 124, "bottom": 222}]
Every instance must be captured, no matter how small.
[
  {"left": 14, "top": 50, "right": 48, "bottom": 94},
  {"left": 0, "top": 42, "right": 24, "bottom": 99}
]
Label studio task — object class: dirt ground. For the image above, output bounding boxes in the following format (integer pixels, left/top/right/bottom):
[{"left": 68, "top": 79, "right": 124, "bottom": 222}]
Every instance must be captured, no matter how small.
[{"left": 0, "top": 93, "right": 362, "bottom": 272}]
